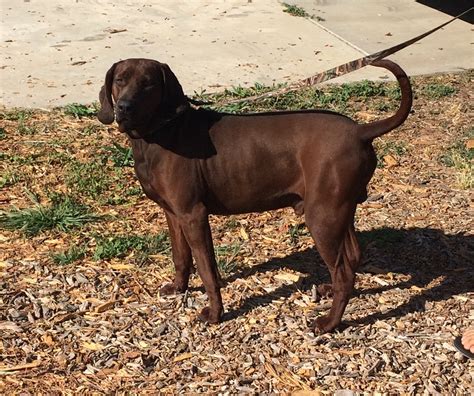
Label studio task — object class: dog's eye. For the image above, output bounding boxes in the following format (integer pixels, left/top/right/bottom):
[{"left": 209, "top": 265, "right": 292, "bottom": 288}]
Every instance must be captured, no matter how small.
[
  {"left": 144, "top": 84, "right": 156, "bottom": 91},
  {"left": 114, "top": 78, "right": 125, "bottom": 86}
]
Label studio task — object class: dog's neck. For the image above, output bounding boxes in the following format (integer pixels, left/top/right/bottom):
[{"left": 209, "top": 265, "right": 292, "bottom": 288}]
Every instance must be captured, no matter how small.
[{"left": 130, "top": 107, "right": 219, "bottom": 160}]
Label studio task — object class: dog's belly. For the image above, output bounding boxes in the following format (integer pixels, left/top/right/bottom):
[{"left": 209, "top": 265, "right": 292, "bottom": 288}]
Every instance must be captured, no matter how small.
[
  {"left": 201, "top": 158, "right": 305, "bottom": 215},
  {"left": 204, "top": 191, "right": 304, "bottom": 215}
]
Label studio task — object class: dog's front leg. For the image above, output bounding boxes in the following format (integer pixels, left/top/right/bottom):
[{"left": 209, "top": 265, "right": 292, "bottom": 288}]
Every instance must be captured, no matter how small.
[
  {"left": 180, "top": 204, "right": 223, "bottom": 323},
  {"left": 160, "top": 211, "right": 193, "bottom": 295}
]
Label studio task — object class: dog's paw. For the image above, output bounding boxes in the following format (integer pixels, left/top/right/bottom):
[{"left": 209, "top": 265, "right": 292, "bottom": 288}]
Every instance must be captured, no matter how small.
[
  {"left": 198, "top": 306, "right": 222, "bottom": 324},
  {"left": 159, "top": 282, "right": 186, "bottom": 296},
  {"left": 316, "top": 284, "right": 333, "bottom": 299},
  {"left": 312, "top": 315, "right": 337, "bottom": 334}
]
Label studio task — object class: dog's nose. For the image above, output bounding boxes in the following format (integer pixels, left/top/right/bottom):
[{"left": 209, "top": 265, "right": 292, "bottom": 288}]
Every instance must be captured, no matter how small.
[{"left": 116, "top": 99, "right": 133, "bottom": 113}]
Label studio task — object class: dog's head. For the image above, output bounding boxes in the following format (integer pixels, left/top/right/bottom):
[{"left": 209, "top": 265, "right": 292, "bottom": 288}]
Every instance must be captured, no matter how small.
[{"left": 97, "top": 58, "right": 189, "bottom": 139}]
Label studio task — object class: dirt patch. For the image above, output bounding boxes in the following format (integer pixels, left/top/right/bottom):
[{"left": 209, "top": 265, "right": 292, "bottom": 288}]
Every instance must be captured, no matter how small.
[{"left": 0, "top": 71, "right": 473, "bottom": 393}]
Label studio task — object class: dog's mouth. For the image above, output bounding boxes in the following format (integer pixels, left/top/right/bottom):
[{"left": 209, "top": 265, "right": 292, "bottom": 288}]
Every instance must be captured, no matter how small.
[
  {"left": 115, "top": 112, "right": 134, "bottom": 131},
  {"left": 115, "top": 114, "right": 145, "bottom": 139},
  {"left": 115, "top": 111, "right": 130, "bottom": 124}
]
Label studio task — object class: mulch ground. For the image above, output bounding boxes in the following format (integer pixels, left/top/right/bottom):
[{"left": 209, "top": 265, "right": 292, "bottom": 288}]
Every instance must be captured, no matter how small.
[{"left": 0, "top": 71, "right": 473, "bottom": 394}]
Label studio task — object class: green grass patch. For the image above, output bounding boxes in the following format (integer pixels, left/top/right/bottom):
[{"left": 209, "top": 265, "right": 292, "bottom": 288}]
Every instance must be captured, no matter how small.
[
  {"left": 51, "top": 245, "right": 86, "bottom": 265},
  {"left": 63, "top": 103, "right": 98, "bottom": 118},
  {"left": 196, "top": 80, "right": 399, "bottom": 114},
  {"left": 439, "top": 130, "right": 473, "bottom": 189},
  {"left": 358, "top": 228, "right": 404, "bottom": 249},
  {"left": 0, "top": 109, "right": 33, "bottom": 121},
  {"left": 81, "top": 124, "right": 101, "bottom": 135},
  {"left": 0, "top": 108, "right": 38, "bottom": 135},
  {"left": 288, "top": 223, "right": 310, "bottom": 245},
  {"left": 0, "top": 171, "right": 20, "bottom": 189},
  {"left": 0, "top": 194, "right": 100, "bottom": 236},
  {"left": 439, "top": 138, "right": 473, "bottom": 168},
  {"left": 1, "top": 151, "right": 44, "bottom": 166},
  {"left": 422, "top": 84, "right": 456, "bottom": 99},
  {"left": 93, "top": 233, "right": 170, "bottom": 263},
  {"left": 0, "top": 127, "right": 6, "bottom": 140},
  {"left": 17, "top": 121, "right": 39, "bottom": 135},
  {"left": 282, "top": 3, "right": 310, "bottom": 17},
  {"left": 105, "top": 143, "right": 134, "bottom": 167},
  {"left": 66, "top": 159, "right": 114, "bottom": 200},
  {"left": 223, "top": 217, "right": 240, "bottom": 231},
  {"left": 215, "top": 243, "right": 242, "bottom": 275}
]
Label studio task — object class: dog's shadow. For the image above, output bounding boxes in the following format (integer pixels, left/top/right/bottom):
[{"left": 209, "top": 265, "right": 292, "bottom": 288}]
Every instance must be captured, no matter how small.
[{"left": 222, "top": 227, "right": 473, "bottom": 326}]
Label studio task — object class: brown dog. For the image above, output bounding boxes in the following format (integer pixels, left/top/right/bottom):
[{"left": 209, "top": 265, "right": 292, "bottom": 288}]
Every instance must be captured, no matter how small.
[{"left": 97, "top": 58, "right": 412, "bottom": 333}]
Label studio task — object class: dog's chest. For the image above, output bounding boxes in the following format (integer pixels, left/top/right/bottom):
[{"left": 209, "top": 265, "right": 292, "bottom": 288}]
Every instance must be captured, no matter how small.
[{"left": 130, "top": 143, "right": 169, "bottom": 205}]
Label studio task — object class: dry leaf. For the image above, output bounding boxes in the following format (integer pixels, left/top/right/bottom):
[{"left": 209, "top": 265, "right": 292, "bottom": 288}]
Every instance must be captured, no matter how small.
[
  {"left": 41, "top": 334, "right": 55, "bottom": 346},
  {"left": 0, "top": 321, "right": 22, "bottom": 332},
  {"left": 22, "top": 277, "right": 37, "bottom": 284},
  {"left": 356, "top": 111, "right": 377, "bottom": 122},
  {"left": 383, "top": 154, "right": 398, "bottom": 167},
  {"left": 82, "top": 342, "right": 105, "bottom": 351},
  {"left": 173, "top": 353, "right": 193, "bottom": 363},
  {"left": 274, "top": 272, "right": 300, "bottom": 283},
  {"left": 0, "top": 360, "right": 42, "bottom": 372},
  {"left": 240, "top": 226, "right": 249, "bottom": 240},
  {"left": 95, "top": 301, "right": 116, "bottom": 313},
  {"left": 337, "top": 349, "right": 363, "bottom": 356},
  {"left": 123, "top": 351, "right": 141, "bottom": 359},
  {"left": 108, "top": 263, "right": 135, "bottom": 270}
]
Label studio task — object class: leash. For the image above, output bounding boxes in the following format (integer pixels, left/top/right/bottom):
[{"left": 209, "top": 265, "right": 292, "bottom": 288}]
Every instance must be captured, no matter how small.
[{"left": 190, "top": 7, "right": 472, "bottom": 108}]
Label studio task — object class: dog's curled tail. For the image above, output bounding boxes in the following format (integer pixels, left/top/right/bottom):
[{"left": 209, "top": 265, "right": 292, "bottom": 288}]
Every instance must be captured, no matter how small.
[{"left": 357, "top": 59, "right": 412, "bottom": 141}]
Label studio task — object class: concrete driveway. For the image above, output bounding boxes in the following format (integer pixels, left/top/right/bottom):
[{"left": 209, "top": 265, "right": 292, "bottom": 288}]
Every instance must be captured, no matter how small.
[{"left": 0, "top": 0, "right": 472, "bottom": 108}]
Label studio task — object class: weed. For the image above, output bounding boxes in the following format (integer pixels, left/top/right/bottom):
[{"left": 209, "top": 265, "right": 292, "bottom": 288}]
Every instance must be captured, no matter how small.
[
  {"left": 1, "top": 152, "right": 43, "bottom": 165},
  {"left": 439, "top": 132, "right": 473, "bottom": 189},
  {"left": 288, "top": 223, "right": 310, "bottom": 245},
  {"left": 51, "top": 245, "right": 86, "bottom": 265},
  {"left": 358, "top": 228, "right": 404, "bottom": 249},
  {"left": 105, "top": 185, "right": 142, "bottom": 205},
  {"left": 422, "top": 84, "right": 456, "bottom": 99},
  {"left": 375, "top": 140, "right": 408, "bottom": 168},
  {"left": 223, "top": 217, "right": 240, "bottom": 230},
  {"left": 82, "top": 124, "right": 100, "bottom": 135},
  {"left": 215, "top": 243, "right": 242, "bottom": 274},
  {"left": 126, "top": 186, "right": 143, "bottom": 197},
  {"left": 93, "top": 233, "right": 169, "bottom": 263},
  {"left": 64, "top": 103, "right": 98, "bottom": 118},
  {"left": 0, "top": 127, "right": 5, "bottom": 140},
  {"left": 44, "top": 149, "right": 72, "bottom": 166},
  {"left": 105, "top": 143, "right": 134, "bottom": 167},
  {"left": 0, "top": 109, "right": 38, "bottom": 135},
  {"left": 450, "top": 152, "right": 473, "bottom": 189},
  {"left": 0, "top": 171, "right": 20, "bottom": 189},
  {"left": 0, "top": 194, "right": 100, "bottom": 236},
  {"left": 282, "top": 3, "right": 310, "bottom": 18},
  {"left": 439, "top": 138, "right": 473, "bottom": 168},
  {"left": 66, "top": 159, "right": 111, "bottom": 200},
  {"left": 339, "top": 80, "right": 387, "bottom": 98},
  {"left": 197, "top": 79, "right": 398, "bottom": 115},
  {"left": 375, "top": 102, "right": 390, "bottom": 112},
  {"left": 18, "top": 121, "right": 39, "bottom": 135},
  {"left": 0, "top": 109, "right": 32, "bottom": 121}
]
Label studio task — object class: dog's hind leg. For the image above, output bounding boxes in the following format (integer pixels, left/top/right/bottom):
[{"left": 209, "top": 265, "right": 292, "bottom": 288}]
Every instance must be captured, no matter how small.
[{"left": 305, "top": 203, "right": 361, "bottom": 333}]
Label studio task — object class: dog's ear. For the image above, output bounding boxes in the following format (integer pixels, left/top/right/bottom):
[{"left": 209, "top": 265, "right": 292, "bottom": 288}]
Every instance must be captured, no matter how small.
[
  {"left": 159, "top": 62, "right": 189, "bottom": 117},
  {"left": 97, "top": 62, "right": 118, "bottom": 124}
]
